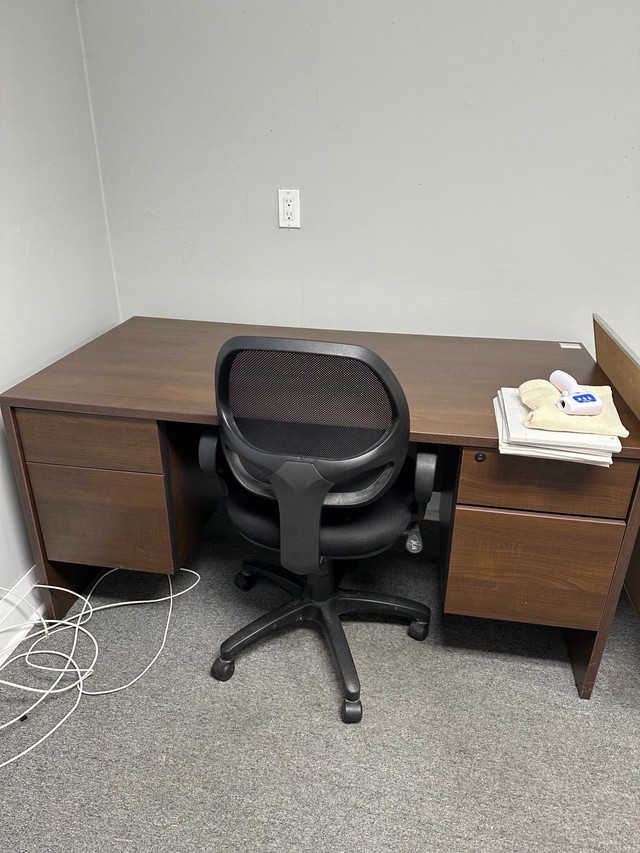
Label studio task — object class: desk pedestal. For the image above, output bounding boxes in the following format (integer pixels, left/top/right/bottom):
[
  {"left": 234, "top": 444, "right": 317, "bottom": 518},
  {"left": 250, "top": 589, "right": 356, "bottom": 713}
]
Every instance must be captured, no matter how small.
[
  {"left": 2, "top": 406, "right": 221, "bottom": 617},
  {"left": 441, "top": 446, "right": 640, "bottom": 698}
]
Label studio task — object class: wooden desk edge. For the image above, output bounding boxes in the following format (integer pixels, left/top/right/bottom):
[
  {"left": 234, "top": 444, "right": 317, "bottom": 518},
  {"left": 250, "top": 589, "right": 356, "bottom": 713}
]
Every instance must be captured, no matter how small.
[
  {"left": 3, "top": 315, "right": 640, "bottom": 458},
  {"left": 0, "top": 399, "right": 498, "bottom": 449}
]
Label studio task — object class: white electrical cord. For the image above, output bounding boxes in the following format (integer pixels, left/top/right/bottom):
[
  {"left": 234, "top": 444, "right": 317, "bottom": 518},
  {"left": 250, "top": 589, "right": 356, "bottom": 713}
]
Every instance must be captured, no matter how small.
[{"left": 0, "top": 567, "right": 201, "bottom": 769}]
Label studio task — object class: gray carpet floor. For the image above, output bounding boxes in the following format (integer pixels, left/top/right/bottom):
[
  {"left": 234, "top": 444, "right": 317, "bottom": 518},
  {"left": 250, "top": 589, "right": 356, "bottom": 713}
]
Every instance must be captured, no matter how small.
[{"left": 1, "top": 505, "right": 640, "bottom": 853}]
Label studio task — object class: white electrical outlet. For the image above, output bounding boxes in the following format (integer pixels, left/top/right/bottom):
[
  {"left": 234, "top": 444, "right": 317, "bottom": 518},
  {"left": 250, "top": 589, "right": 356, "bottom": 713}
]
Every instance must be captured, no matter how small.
[{"left": 278, "top": 189, "right": 300, "bottom": 228}]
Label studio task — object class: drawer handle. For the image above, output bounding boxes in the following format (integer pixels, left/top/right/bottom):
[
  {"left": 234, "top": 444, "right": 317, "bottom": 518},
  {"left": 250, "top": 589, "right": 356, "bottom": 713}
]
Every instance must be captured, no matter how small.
[{"left": 474, "top": 452, "right": 486, "bottom": 463}]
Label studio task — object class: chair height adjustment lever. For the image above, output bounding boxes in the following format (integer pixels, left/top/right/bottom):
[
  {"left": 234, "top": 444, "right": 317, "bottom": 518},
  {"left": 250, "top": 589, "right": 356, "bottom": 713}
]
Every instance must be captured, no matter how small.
[{"left": 405, "top": 524, "right": 423, "bottom": 554}]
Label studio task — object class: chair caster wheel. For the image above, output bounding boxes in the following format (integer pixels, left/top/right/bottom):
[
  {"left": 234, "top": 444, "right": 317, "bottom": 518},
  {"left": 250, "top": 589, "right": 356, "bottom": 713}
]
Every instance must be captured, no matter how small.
[
  {"left": 341, "top": 699, "right": 363, "bottom": 723},
  {"left": 211, "top": 657, "right": 235, "bottom": 681},
  {"left": 408, "top": 617, "right": 430, "bottom": 641},
  {"left": 234, "top": 570, "right": 255, "bottom": 591}
]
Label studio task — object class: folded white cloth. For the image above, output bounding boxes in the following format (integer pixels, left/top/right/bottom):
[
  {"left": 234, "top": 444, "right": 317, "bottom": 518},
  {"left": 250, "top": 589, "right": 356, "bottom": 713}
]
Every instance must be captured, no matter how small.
[
  {"left": 518, "top": 379, "right": 629, "bottom": 438},
  {"left": 493, "top": 397, "right": 612, "bottom": 466}
]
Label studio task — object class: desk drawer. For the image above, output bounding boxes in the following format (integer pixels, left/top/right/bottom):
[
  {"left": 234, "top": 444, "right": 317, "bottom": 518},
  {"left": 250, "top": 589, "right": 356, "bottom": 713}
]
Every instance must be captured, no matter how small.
[
  {"left": 445, "top": 505, "right": 624, "bottom": 629},
  {"left": 27, "top": 462, "right": 174, "bottom": 572},
  {"left": 17, "top": 409, "right": 163, "bottom": 474},
  {"left": 458, "top": 448, "right": 637, "bottom": 519}
]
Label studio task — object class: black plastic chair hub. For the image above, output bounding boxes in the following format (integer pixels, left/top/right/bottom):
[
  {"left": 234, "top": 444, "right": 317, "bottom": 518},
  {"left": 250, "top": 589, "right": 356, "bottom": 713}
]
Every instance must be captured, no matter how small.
[{"left": 211, "top": 559, "right": 431, "bottom": 723}]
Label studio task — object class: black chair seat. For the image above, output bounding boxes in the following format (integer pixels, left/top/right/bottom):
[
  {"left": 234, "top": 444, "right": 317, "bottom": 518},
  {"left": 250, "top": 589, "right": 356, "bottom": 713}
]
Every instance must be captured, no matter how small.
[{"left": 227, "top": 462, "right": 416, "bottom": 559}]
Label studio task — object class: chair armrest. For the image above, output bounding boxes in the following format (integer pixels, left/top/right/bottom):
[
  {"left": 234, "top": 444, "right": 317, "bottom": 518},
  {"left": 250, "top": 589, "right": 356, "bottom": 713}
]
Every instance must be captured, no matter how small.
[
  {"left": 414, "top": 449, "right": 437, "bottom": 506},
  {"left": 198, "top": 428, "right": 220, "bottom": 478}
]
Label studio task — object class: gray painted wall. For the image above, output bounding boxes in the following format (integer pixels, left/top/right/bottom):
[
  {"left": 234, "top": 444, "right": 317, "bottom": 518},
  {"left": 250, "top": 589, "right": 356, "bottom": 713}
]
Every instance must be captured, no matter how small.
[
  {"left": 79, "top": 0, "right": 639, "bottom": 351},
  {"left": 0, "top": 1, "right": 119, "bottom": 597}
]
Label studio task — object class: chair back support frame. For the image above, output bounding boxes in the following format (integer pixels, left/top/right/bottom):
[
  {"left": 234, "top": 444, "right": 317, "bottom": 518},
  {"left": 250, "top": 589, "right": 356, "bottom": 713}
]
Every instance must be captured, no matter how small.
[{"left": 215, "top": 336, "right": 410, "bottom": 576}]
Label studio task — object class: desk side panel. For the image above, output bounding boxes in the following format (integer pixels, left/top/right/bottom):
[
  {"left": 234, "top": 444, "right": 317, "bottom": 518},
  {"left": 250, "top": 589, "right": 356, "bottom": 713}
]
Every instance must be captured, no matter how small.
[
  {"left": 594, "top": 314, "right": 640, "bottom": 421},
  {"left": 438, "top": 445, "right": 461, "bottom": 600},
  {"left": 625, "top": 536, "right": 640, "bottom": 618},
  {"left": 593, "top": 316, "right": 640, "bottom": 620},
  {"left": 565, "top": 468, "right": 640, "bottom": 697},
  {"left": 163, "top": 423, "right": 223, "bottom": 566}
]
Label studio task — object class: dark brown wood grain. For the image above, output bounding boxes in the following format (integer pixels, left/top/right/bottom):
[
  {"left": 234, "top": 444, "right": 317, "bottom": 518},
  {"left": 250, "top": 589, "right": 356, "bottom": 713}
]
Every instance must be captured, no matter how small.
[
  {"left": 27, "top": 462, "right": 174, "bottom": 573},
  {"left": 1, "top": 406, "right": 100, "bottom": 616},
  {"left": 594, "top": 314, "right": 640, "bottom": 422},
  {"left": 164, "top": 423, "right": 223, "bottom": 565},
  {"left": 437, "top": 445, "right": 461, "bottom": 600},
  {"left": 3, "top": 317, "right": 639, "bottom": 698},
  {"left": 2, "top": 406, "right": 52, "bottom": 614},
  {"left": 445, "top": 505, "right": 625, "bottom": 630},
  {"left": 565, "top": 472, "right": 640, "bottom": 697},
  {"left": 16, "top": 409, "right": 164, "bottom": 473},
  {"left": 457, "top": 448, "right": 638, "bottom": 519},
  {"left": 592, "top": 316, "right": 640, "bottom": 623},
  {"left": 625, "top": 536, "right": 640, "bottom": 619},
  {"left": 3, "top": 316, "right": 640, "bottom": 457}
]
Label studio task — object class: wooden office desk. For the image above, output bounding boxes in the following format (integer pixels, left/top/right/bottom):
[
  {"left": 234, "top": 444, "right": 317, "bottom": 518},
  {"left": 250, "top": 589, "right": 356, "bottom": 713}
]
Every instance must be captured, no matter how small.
[{"left": 3, "top": 316, "right": 640, "bottom": 699}]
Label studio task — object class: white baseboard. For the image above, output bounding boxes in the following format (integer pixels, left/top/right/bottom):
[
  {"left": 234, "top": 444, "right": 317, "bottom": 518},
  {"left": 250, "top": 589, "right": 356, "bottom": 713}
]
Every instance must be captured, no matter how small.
[{"left": 0, "top": 566, "right": 45, "bottom": 667}]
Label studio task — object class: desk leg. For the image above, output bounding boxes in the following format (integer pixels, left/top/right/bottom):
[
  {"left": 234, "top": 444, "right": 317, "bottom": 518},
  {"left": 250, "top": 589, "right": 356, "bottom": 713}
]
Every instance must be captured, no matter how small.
[
  {"left": 1, "top": 405, "right": 94, "bottom": 619},
  {"left": 624, "top": 534, "right": 640, "bottom": 618},
  {"left": 565, "top": 473, "right": 640, "bottom": 698}
]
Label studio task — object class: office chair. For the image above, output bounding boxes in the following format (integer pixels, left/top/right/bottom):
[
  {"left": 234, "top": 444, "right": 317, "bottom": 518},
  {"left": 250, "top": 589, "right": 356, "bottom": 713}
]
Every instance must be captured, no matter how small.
[{"left": 199, "top": 336, "right": 437, "bottom": 722}]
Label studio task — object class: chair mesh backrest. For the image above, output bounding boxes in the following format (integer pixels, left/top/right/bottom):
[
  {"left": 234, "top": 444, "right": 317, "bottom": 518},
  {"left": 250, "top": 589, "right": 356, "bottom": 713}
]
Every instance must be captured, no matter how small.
[{"left": 226, "top": 349, "right": 394, "bottom": 492}]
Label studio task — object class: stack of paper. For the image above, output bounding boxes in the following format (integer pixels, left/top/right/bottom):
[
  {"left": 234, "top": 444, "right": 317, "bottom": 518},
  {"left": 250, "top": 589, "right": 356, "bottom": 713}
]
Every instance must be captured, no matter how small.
[{"left": 494, "top": 388, "right": 622, "bottom": 467}]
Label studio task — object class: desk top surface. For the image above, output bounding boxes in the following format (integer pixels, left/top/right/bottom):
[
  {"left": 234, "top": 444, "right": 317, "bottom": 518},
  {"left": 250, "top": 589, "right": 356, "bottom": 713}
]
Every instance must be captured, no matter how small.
[{"left": 3, "top": 316, "right": 640, "bottom": 456}]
